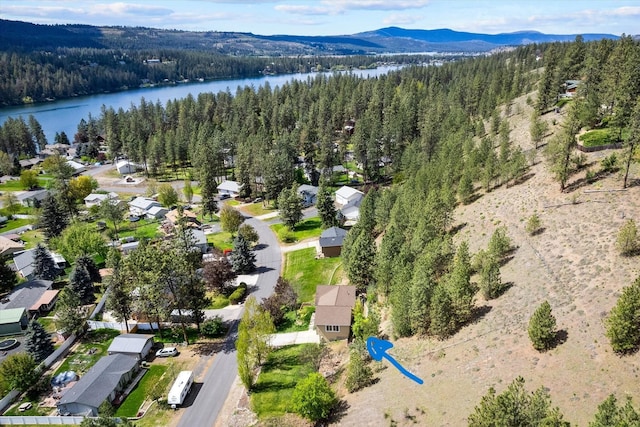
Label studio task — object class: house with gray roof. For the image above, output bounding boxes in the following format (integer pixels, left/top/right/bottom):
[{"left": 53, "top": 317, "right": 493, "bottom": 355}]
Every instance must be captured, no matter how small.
[
  {"left": 0, "top": 279, "right": 54, "bottom": 316},
  {"left": 12, "top": 248, "right": 65, "bottom": 280},
  {"left": 107, "top": 334, "right": 154, "bottom": 360},
  {"left": 16, "top": 189, "right": 49, "bottom": 207},
  {"left": 217, "top": 180, "right": 243, "bottom": 198},
  {"left": 128, "top": 197, "right": 161, "bottom": 216},
  {"left": 319, "top": 227, "right": 347, "bottom": 258},
  {"left": 57, "top": 353, "right": 140, "bottom": 416},
  {"left": 297, "top": 184, "right": 318, "bottom": 207}
]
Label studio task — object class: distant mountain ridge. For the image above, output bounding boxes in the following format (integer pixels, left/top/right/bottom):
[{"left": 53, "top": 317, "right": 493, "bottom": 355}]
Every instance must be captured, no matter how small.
[{"left": 0, "top": 19, "right": 620, "bottom": 54}]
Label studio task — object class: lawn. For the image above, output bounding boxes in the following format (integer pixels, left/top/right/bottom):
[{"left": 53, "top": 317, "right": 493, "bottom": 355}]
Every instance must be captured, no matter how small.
[
  {"left": 149, "top": 327, "right": 200, "bottom": 345},
  {"left": 0, "top": 217, "right": 33, "bottom": 232},
  {"left": 226, "top": 199, "right": 241, "bottom": 206},
  {"left": 54, "top": 329, "right": 121, "bottom": 376},
  {"left": 0, "top": 177, "right": 50, "bottom": 191},
  {"left": 270, "top": 217, "right": 323, "bottom": 244},
  {"left": 115, "top": 365, "right": 168, "bottom": 417},
  {"left": 118, "top": 219, "right": 162, "bottom": 239},
  {"left": 240, "top": 200, "right": 276, "bottom": 217},
  {"left": 579, "top": 127, "right": 629, "bottom": 147},
  {"left": 276, "top": 305, "right": 315, "bottom": 333},
  {"left": 19, "top": 229, "right": 44, "bottom": 249},
  {"left": 207, "top": 231, "right": 234, "bottom": 251},
  {"left": 282, "top": 247, "right": 343, "bottom": 303},
  {"left": 251, "top": 344, "right": 317, "bottom": 418}
]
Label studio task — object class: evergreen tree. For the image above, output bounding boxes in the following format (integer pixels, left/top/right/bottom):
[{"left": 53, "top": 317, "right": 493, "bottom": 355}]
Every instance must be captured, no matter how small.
[
  {"left": 317, "top": 183, "right": 338, "bottom": 228},
  {"left": 446, "top": 241, "right": 476, "bottom": 325},
  {"left": 39, "top": 194, "right": 69, "bottom": 241},
  {"left": 616, "top": 219, "right": 639, "bottom": 256},
  {"left": 429, "top": 283, "right": 456, "bottom": 339},
  {"left": 277, "top": 185, "right": 303, "bottom": 229},
  {"left": 105, "top": 268, "right": 132, "bottom": 333},
  {"left": 229, "top": 234, "right": 256, "bottom": 274},
  {"left": 605, "top": 276, "right": 640, "bottom": 354},
  {"left": 33, "top": 243, "right": 58, "bottom": 281},
  {"left": 0, "top": 255, "right": 17, "bottom": 294},
  {"left": 528, "top": 301, "right": 557, "bottom": 351},
  {"left": 75, "top": 254, "right": 102, "bottom": 284},
  {"left": 590, "top": 395, "right": 640, "bottom": 427},
  {"left": 479, "top": 256, "right": 502, "bottom": 300},
  {"left": 56, "top": 286, "right": 86, "bottom": 336},
  {"left": 488, "top": 226, "right": 512, "bottom": 260},
  {"left": 345, "top": 350, "right": 374, "bottom": 393},
  {"left": 69, "top": 263, "right": 94, "bottom": 304},
  {"left": 344, "top": 230, "right": 376, "bottom": 292},
  {"left": 24, "top": 319, "right": 54, "bottom": 363}
]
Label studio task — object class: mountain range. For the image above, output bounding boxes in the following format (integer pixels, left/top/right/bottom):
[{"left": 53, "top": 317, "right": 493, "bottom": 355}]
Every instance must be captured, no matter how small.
[{"left": 0, "top": 19, "right": 620, "bottom": 55}]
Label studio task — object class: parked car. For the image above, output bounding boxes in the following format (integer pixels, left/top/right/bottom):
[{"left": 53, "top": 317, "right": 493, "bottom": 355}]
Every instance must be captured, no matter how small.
[
  {"left": 156, "top": 347, "right": 179, "bottom": 357},
  {"left": 218, "top": 194, "right": 230, "bottom": 200},
  {"left": 128, "top": 215, "right": 140, "bottom": 222}
]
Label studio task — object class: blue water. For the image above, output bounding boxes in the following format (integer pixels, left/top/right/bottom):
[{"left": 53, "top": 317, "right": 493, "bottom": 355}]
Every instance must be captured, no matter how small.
[{"left": 0, "top": 67, "right": 399, "bottom": 143}]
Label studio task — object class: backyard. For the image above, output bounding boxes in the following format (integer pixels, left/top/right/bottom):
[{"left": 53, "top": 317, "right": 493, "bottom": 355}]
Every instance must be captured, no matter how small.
[
  {"left": 54, "top": 329, "right": 121, "bottom": 376},
  {"left": 115, "top": 365, "right": 169, "bottom": 417},
  {"left": 206, "top": 231, "right": 234, "bottom": 251},
  {"left": 282, "top": 247, "right": 343, "bottom": 303},
  {"left": 271, "top": 216, "right": 323, "bottom": 244}
]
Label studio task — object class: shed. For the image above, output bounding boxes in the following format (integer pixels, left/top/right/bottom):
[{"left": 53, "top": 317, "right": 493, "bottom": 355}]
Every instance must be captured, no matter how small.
[
  {"left": 120, "top": 241, "right": 140, "bottom": 255},
  {"left": 314, "top": 285, "right": 356, "bottom": 341},
  {"left": 191, "top": 229, "right": 209, "bottom": 254},
  {"left": 146, "top": 206, "right": 168, "bottom": 220},
  {"left": 29, "top": 289, "right": 60, "bottom": 315},
  {"left": 319, "top": 227, "right": 347, "bottom": 258},
  {"left": 107, "top": 334, "right": 154, "bottom": 360},
  {"left": 0, "top": 308, "right": 28, "bottom": 336},
  {"left": 57, "top": 354, "right": 139, "bottom": 416}
]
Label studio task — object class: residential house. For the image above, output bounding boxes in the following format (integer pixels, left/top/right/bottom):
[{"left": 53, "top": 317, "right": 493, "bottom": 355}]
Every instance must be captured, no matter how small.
[
  {"left": 16, "top": 189, "right": 49, "bottom": 207},
  {"left": 146, "top": 206, "right": 168, "bottom": 220},
  {"left": 332, "top": 165, "right": 347, "bottom": 174},
  {"left": 165, "top": 209, "right": 200, "bottom": 228},
  {"left": 314, "top": 285, "right": 356, "bottom": 341},
  {"left": 0, "top": 279, "right": 54, "bottom": 316},
  {"left": 66, "top": 160, "right": 86, "bottom": 175},
  {"left": 120, "top": 241, "right": 140, "bottom": 255},
  {"left": 18, "top": 158, "right": 42, "bottom": 169},
  {"left": 107, "top": 334, "right": 154, "bottom": 360},
  {"left": 13, "top": 248, "right": 65, "bottom": 280},
  {"left": 339, "top": 197, "right": 363, "bottom": 227},
  {"left": 0, "top": 308, "right": 28, "bottom": 336},
  {"left": 84, "top": 192, "right": 120, "bottom": 208},
  {"left": 319, "top": 227, "right": 347, "bottom": 258},
  {"left": 128, "top": 197, "right": 161, "bottom": 217},
  {"left": 297, "top": 184, "right": 318, "bottom": 207},
  {"left": 564, "top": 80, "right": 581, "bottom": 97},
  {"left": 0, "top": 235, "right": 25, "bottom": 257},
  {"left": 335, "top": 186, "right": 364, "bottom": 207},
  {"left": 191, "top": 229, "right": 209, "bottom": 254},
  {"left": 217, "top": 180, "right": 243, "bottom": 198},
  {"left": 116, "top": 160, "right": 140, "bottom": 175},
  {"left": 57, "top": 354, "right": 140, "bottom": 416}
]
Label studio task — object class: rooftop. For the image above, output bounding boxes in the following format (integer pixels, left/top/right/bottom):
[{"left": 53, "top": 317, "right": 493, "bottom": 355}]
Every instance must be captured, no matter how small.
[
  {"left": 319, "top": 227, "right": 347, "bottom": 248},
  {"left": 107, "top": 334, "right": 154, "bottom": 354},
  {"left": 0, "top": 307, "right": 26, "bottom": 324},
  {"left": 0, "top": 279, "right": 53, "bottom": 311}
]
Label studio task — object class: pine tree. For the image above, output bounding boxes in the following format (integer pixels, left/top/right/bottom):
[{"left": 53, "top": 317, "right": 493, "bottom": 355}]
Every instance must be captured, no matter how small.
[
  {"left": 55, "top": 287, "right": 86, "bottom": 336},
  {"left": 69, "top": 264, "right": 94, "bottom": 303},
  {"left": 605, "top": 276, "right": 640, "bottom": 354},
  {"left": 528, "top": 301, "right": 557, "bottom": 351},
  {"left": 229, "top": 234, "right": 256, "bottom": 274},
  {"left": 479, "top": 256, "right": 502, "bottom": 300},
  {"left": 344, "top": 231, "right": 376, "bottom": 292},
  {"left": 591, "top": 395, "right": 640, "bottom": 427},
  {"left": 317, "top": 183, "right": 338, "bottom": 228},
  {"left": 446, "top": 241, "right": 476, "bottom": 325},
  {"left": 24, "top": 319, "right": 54, "bottom": 363},
  {"left": 0, "top": 255, "right": 17, "bottom": 294},
  {"left": 429, "top": 283, "right": 456, "bottom": 339},
  {"left": 39, "top": 194, "right": 69, "bottom": 240},
  {"left": 75, "top": 255, "right": 102, "bottom": 283},
  {"left": 33, "top": 243, "right": 58, "bottom": 281},
  {"left": 277, "top": 185, "right": 303, "bottom": 229},
  {"left": 345, "top": 350, "right": 374, "bottom": 393},
  {"left": 105, "top": 268, "right": 132, "bottom": 333}
]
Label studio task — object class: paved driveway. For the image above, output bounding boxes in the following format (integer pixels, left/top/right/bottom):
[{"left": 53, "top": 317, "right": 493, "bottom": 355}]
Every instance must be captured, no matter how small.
[{"left": 268, "top": 330, "right": 320, "bottom": 347}]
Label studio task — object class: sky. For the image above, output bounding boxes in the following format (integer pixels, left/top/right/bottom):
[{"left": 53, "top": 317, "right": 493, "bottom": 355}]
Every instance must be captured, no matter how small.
[{"left": 1, "top": 0, "right": 639, "bottom": 36}]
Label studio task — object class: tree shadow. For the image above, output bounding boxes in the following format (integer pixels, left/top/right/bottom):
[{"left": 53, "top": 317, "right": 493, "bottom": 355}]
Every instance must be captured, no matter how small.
[
  {"left": 564, "top": 168, "right": 617, "bottom": 193},
  {"left": 449, "top": 222, "right": 467, "bottom": 236},
  {"left": 498, "top": 255, "right": 515, "bottom": 268},
  {"left": 326, "top": 399, "right": 350, "bottom": 424},
  {"left": 470, "top": 305, "right": 492, "bottom": 324},
  {"left": 253, "top": 243, "right": 269, "bottom": 250},
  {"left": 492, "top": 282, "right": 514, "bottom": 299},
  {"left": 552, "top": 329, "right": 568, "bottom": 349},
  {"left": 254, "top": 266, "right": 275, "bottom": 274},
  {"left": 530, "top": 227, "right": 546, "bottom": 236},
  {"left": 511, "top": 172, "right": 535, "bottom": 186}
]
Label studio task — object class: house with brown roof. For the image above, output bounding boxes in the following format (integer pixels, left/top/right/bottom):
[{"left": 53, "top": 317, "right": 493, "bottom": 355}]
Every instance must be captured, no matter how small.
[{"left": 314, "top": 285, "right": 356, "bottom": 341}]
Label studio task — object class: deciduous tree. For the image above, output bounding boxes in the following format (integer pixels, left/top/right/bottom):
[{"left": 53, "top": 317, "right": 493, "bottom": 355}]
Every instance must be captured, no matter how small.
[
  {"left": 345, "top": 350, "right": 373, "bottom": 393},
  {"left": 20, "top": 169, "right": 39, "bottom": 190},
  {"left": 157, "top": 183, "right": 179, "bottom": 207},
  {"left": 0, "top": 353, "right": 39, "bottom": 393},
  {"left": 237, "top": 223, "right": 259, "bottom": 245},
  {"left": 236, "top": 296, "right": 275, "bottom": 389},
  {"left": 291, "top": 372, "right": 337, "bottom": 421},
  {"left": 52, "top": 222, "right": 107, "bottom": 261},
  {"left": 220, "top": 205, "right": 244, "bottom": 236}
]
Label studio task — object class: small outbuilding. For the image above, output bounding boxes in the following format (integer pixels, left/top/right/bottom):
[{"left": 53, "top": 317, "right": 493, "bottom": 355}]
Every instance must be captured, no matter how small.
[
  {"left": 0, "top": 308, "right": 28, "bottom": 336},
  {"left": 319, "top": 227, "right": 347, "bottom": 258},
  {"left": 116, "top": 160, "right": 139, "bottom": 175},
  {"left": 107, "top": 334, "right": 155, "bottom": 360}
]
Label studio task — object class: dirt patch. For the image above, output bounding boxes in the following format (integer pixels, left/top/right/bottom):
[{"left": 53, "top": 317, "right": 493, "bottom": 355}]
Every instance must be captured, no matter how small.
[{"left": 336, "top": 93, "right": 640, "bottom": 426}]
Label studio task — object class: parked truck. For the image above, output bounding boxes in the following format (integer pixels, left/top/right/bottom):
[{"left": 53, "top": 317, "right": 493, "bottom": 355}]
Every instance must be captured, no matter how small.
[{"left": 167, "top": 371, "right": 194, "bottom": 409}]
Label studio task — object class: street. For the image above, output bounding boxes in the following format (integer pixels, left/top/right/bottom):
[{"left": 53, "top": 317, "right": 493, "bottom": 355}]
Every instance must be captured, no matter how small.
[{"left": 176, "top": 215, "right": 281, "bottom": 427}]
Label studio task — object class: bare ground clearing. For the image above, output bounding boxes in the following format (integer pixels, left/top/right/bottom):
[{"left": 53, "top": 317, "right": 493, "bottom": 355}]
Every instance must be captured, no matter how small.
[{"left": 337, "top": 93, "right": 640, "bottom": 426}]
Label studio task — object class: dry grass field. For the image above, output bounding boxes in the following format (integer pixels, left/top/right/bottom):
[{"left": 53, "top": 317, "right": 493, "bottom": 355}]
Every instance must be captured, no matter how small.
[{"left": 336, "top": 93, "right": 640, "bottom": 426}]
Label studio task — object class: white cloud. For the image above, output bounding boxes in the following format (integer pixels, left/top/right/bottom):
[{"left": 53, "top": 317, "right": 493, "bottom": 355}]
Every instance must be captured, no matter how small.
[
  {"left": 321, "top": 0, "right": 430, "bottom": 10},
  {"left": 274, "top": 4, "right": 332, "bottom": 15},
  {"left": 89, "top": 2, "right": 173, "bottom": 17},
  {"left": 383, "top": 13, "right": 423, "bottom": 26}
]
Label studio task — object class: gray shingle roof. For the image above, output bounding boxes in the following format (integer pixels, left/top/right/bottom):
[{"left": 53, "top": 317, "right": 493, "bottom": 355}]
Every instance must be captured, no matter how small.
[
  {"left": 319, "top": 227, "right": 347, "bottom": 248},
  {"left": 0, "top": 279, "right": 53, "bottom": 311},
  {"left": 58, "top": 354, "right": 138, "bottom": 409},
  {"left": 107, "top": 334, "right": 154, "bottom": 355}
]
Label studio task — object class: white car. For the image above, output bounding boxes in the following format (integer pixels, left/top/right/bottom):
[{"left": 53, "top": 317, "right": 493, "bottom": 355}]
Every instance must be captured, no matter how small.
[{"left": 156, "top": 347, "right": 178, "bottom": 357}]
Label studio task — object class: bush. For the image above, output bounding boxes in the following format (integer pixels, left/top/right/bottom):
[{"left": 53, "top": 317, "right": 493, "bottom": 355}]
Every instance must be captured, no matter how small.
[
  {"left": 579, "top": 128, "right": 615, "bottom": 147},
  {"left": 525, "top": 214, "right": 542, "bottom": 236},
  {"left": 601, "top": 153, "right": 618, "bottom": 172},
  {"left": 528, "top": 301, "right": 557, "bottom": 351},
  {"left": 616, "top": 219, "right": 639, "bottom": 256},
  {"left": 277, "top": 227, "right": 296, "bottom": 243},
  {"left": 201, "top": 316, "right": 225, "bottom": 338},
  {"left": 229, "top": 284, "right": 247, "bottom": 305},
  {"left": 488, "top": 226, "right": 512, "bottom": 259},
  {"left": 345, "top": 350, "right": 374, "bottom": 393},
  {"left": 291, "top": 373, "right": 337, "bottom": 421}
]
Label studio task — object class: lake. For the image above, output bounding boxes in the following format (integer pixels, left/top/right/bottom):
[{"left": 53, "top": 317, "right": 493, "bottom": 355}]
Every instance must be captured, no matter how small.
[{"left": 0, "top": 66, "right": 401, "bottom": 143}]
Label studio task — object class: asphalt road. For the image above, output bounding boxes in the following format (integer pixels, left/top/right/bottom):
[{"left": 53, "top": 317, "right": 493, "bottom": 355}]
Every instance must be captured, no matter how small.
[{"left": 176, "top": 214, "right": 281, "bottom": 427}]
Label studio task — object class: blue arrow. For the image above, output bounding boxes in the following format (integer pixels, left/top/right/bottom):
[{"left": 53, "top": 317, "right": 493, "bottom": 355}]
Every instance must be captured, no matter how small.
[{"left": 366, "top": 337, "right": 423, "bottom": 385}]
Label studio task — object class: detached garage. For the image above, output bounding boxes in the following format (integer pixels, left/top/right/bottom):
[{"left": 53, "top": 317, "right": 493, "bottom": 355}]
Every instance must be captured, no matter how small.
[
  {"left": 107, "top": 334, "right": 155, "bottom": 360},
  {"left": 0, "top": 308, "right": 28, "bottom": 336}
]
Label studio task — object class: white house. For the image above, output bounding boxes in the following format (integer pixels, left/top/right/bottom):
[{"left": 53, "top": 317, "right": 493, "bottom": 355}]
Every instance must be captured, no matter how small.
[
  {"left": 146, "top": 206, "right": 168, "bottom": 220},
  {"left": 66, "top": 160, "right": 86, "bottom": 175},
  {"left": 128, "top": 197, "right": 161, "bottom": 216},
  {"left": 84, "top": 192, "right": 119, "bottom": 208},
  {"left": 116, "top": 160, "right": 140, "bottom": 175},
  {"left": 297, "top": 184, "right": 318, "bottom": 207},
  {"left": 191, "top": 229, "right": 209, "bottom": 254},
  {"left": 217, "top": 180, "right": 243, "bottom": 198},
  {"left": 335, "top": 186, "right": 364, "bottom": 207},
  {"left": 340, "top": 197, "right": 363, "bottom": 226}
]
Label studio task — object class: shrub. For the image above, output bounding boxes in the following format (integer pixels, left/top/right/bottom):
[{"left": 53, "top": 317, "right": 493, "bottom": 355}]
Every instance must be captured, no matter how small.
[
  {"left": 345, "top": 350, "right": 374, "bottom": 393},
  {"left": 616, "top": 219, "right": 639, "bottom": 256},
  {"left": 229, "top": 284, "right": 247, "bottom": 305},
  {"left": 525, "top": 214, "right": 542, "bottom": 236},
  {"left": 291, "top": 373, "right": 337, "bottom": 421},
  {"left": 601, "top": 153, "right": 618, "bottom": 172},
  {"left": 528, "top": 301, "right": 557, "bottom": 351},
  {"left": 605, "top": 277, "right": 640, "bottom": 354},
  {"left": 277, "top": 227, "right": 296, "bottom": 243},
  {"left": 201, "top": 316, "right": 225, "bottom": 338},
  {"left": 488, "top": 226, "right": 512, "bottom": 259}
]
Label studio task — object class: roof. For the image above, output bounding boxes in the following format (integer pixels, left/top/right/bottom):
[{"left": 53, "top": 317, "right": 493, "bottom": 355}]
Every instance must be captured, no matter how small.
[
  {"left": 58, "top": 354, "right": 138, "bottom": 409},
  {"left": 319, "top": 227, "right": 347, "bottom": 248},
  {"left": 335, "top": 186, "right": 364, "bottom": 200},
  {"left": 13, "top": 248, "right": 65, "bottom": 279},
  {"left": 19, "top": 158, "right": 42, "bottom": 168},
  {"left": 191, "top": 229, "right": 207, "bottom": 246},
  {"left": 29, "top": 289, "right": 59, "bottom": 311},
  {"left": 116, "top": 160, "right": 138, "bottom": 169},
  {"left": 128, "top": 197, "right": 160, "bottom": 211},
  {"left": 332, "top": 165, "right": 347, "bottom": 173},
  {"left": 16, "top": 189, "right": 49, "bottom": 202},
  {"left": 0, "top": 308, "right": 26, "bottom": 325},
  {"left": 297, "top": 184, "right": 318, "bottom": 196},
  {"left": 315, "top": 285, "right": 356, "bottom": 307},
  {"left": 147, "top": 206, "right": 168, "bottom": 216},
  {"left": 121, "top": 241, "right": 140, "bottom": 251},
  {"left": 0, "top": 235, "right": 24, "bottom": 256},
  {"left": 84, "top": 193, "right": 109, "bottom": 203},
  {"left": 66, "top": 160, "right": 85, "bottom": 171},
  {"left": 315, "top": 306, "right": 353, "bottom": 326},
  {"left": 217, "top": 180, "right": 243, "bottom": 193},
  {"left": 0, "top": 279, "right": 53, "bottom": 311},
  {"left": 107, "top": 334, "right": 154, "bottom": 355},
  {"left": 166, "top": 209, "right": 198, "bottom": 224}
]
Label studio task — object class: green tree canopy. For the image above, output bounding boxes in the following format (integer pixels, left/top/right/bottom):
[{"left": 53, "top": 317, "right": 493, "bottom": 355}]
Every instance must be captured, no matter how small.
[
  {"left": 229, "top": 234, "right": 256, "bottom": 274},
  {"left": 51, "top": 221, "right": 107, "bottom": 261},
  {"left": 220, "top": 205, "right": 244, "bottom": 236},
  {"left": 33, "top": 243, "right": 58, "bottom": 280},
  {"left": 0, "top": 353, "right": 39, "bottom": 393},
  {"left": 39, "top": 194, "right": 69, "bottom": 241},
  {"left": 277, "top": 185, "right": 304, "bottom": 229},
  {"left": 528, "top": 300, "right": 558, "bottom": 351},
  {"left": 606, "top": 276, "right": 640, "bottom": 354},
  {"left": 291, "top": 372, "right": 337, "bottom": 421},
  {"left": 157, "top": 183, "right": 179, "bottom": 207}
]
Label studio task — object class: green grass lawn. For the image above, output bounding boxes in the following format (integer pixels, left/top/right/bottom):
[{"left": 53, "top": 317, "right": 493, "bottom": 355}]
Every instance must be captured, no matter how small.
[
  {"left": 38, "top": 316, "right": 57, "bottom": 333},
  {"left": 251, "top": 344, "right": 317, "bottom": 418},
  {"left": 207, "top": 231, "right": 234, "bottom": 251},
  {"left": 0, "top": 217, "right": 33, "bottom": 232},
  {"left": 226, "top": 199, "right": 241, "bottom": 206},
  {"left": 54, "top": 329, "right": 121, "bottom": 376},
  {"left": 118, "top": 219, "right": 162, "bottom": 239},
  {"left": 0, "top": 177, "right": 50, "bottom": 191},
  {"left": 115, "top": 365, "right": 168, "bottom": 417},
  {"left": 282, "top": 247, "right": 343, "bottom": 303},
  {"left": 150, "top": 327, "right": 199, "bottom": 344},
  {"left": 270, "top": 217, "right": 322, "bottom": 244},
  {"left": 19, "top": 229, "right": 44, "bottom": 249},
  {"left": 240, "top": 201, "right": 276, "bottom": 217},
  {"left": 4, "top": 400, "right": 52, "bottom": 416},
  {"left": 276, "top": 306, "right": 315, "bottom": 333},
  {"left": 579, "top": 127, "right": 629, "bottom": 147},
  {"left": 207, "top": 292, "right": 230, "bottom": 309}
]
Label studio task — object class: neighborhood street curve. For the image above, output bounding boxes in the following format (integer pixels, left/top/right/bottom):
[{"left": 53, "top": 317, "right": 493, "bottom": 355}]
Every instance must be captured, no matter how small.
[{"left": 176, "top": 214, "right": 281, "bottom": 427}]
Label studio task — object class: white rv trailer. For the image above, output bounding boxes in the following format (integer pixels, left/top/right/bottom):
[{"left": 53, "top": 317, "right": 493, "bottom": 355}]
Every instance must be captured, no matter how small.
[{"left": 167, "top": 370, "right": 194, "bottom": 409}]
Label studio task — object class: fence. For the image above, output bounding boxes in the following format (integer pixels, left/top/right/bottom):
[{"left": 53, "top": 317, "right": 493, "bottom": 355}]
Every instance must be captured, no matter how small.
[
  {"left": 87, "top": 320, "right": 161, "bottom": 332},
  {"left": 0, "top": 391, "right": 20, "bottom": 417},
  {"left": 0, "top": 416, "right": 95, "bottom": 425}
]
